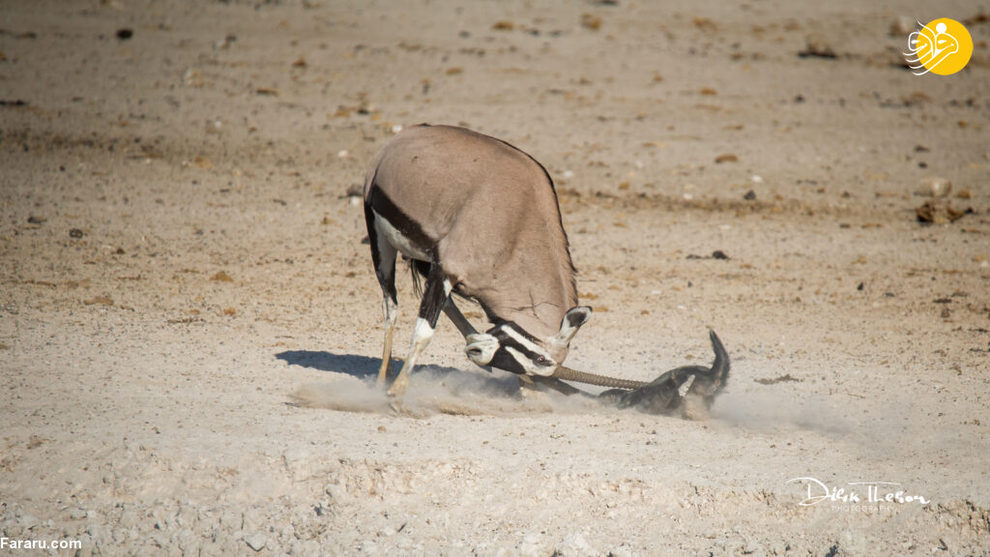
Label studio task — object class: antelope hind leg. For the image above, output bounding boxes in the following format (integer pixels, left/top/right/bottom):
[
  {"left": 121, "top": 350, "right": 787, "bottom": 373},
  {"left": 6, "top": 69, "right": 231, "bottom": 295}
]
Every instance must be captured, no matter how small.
[{"left": 376, "top": 296, "right": 398, "bottom": 386}]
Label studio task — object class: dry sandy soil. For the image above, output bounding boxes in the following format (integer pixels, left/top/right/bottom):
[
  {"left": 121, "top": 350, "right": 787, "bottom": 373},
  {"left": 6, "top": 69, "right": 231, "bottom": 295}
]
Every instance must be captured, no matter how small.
[{"left": 2, "top": 0, "right": 989, "bottom": 555}]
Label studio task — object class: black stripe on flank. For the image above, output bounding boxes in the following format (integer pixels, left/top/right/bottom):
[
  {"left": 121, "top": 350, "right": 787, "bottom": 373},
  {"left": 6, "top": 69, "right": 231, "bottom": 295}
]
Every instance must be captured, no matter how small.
[
  {"left": 364, "top": 193, "right": 396, "bottom": 304},
  {"left": 367, "top": 183, "right": 437, "bottom": 257}
]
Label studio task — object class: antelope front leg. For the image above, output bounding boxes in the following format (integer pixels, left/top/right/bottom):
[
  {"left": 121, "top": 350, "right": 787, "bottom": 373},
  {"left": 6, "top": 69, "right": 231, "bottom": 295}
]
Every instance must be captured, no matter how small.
[
  {"left": 387, "top": 264, "right": 451, "bottom": 398},
  {"left": 443, "top": 298, "right": 479, "bottom": 337}
]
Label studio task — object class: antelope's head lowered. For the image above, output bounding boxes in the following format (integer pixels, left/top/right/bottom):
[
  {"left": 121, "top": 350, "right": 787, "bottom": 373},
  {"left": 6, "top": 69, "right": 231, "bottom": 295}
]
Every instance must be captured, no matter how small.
[{"left": 463, "top": 306, "right": 592, "bottom": 376}]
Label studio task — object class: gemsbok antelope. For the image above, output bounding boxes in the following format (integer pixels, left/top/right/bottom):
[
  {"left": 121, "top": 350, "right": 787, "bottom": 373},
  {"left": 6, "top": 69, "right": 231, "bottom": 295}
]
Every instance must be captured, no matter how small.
[{"left": 363, "top": 123, "right": 649, "bottom": 398}]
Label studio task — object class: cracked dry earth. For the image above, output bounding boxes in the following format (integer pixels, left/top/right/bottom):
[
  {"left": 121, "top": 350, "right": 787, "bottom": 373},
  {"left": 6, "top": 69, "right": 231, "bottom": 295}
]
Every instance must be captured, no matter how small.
[{"left": 1, "top": 0, "right": 989, "bottom": 555}]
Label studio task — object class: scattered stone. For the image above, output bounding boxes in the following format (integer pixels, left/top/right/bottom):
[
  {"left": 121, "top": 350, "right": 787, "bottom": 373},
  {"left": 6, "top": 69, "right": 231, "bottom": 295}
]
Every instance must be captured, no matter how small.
[
  {"left": 116, "top": 28, "right": 133, "bottom": 40},
  {"left": 798, "top": 36, "right": 837, "bottom": 59},
  {"left": 889, "top": 16, "right": 914, "bottom": 37},
  {"left": 743, "top": 190, "right": 757, "bottom": 201},
  {"left": 492, "top": 20, "right": 515, "bottom": 31},
  {"left": 243, "top": 533, "right": 267, "bottom": 551},
  {"left": 916, "top": 200, "right": 972, "bottom": 224},
  {"left": 581, "top": 13, "right": 602, "bottom": 30},
  {"left": 83, "top": 296, "right": 114, "bottom": 306},
  {"left": 344, "top": 183, "right": 363, "bottom": 198},
  {"left": 556, "top": 533, "right": 596, "bottom": 556},
  {"left": 693, "top": 16, "right": 718, "bottom": 31},
  {"left": 715, "top": 153, "right": 738, "bottom": 163},
  {"left": 916, "top": 176, "right": 952, "bottom": 198},
  {"left": 211, "top": 271, "right": 234, "bottom": 282},
  {"left": 27, "top": 215, "right": 45, "bottom": 224},
  {"left": 755, "top": 374, "right": 802, "bottom": 385}
]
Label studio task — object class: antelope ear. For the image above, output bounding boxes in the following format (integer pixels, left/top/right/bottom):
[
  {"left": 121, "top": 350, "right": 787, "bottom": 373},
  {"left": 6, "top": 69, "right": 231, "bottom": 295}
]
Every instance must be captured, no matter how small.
[{"left": 554, "top": 306, "right": 592, "bottom": 345}]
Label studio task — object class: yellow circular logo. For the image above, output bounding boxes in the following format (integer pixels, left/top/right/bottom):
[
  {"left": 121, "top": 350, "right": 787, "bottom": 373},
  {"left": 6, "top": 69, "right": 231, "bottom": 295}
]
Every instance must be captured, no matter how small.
[{"left": 905, "top": 18, "right": 973, "bottom": 76}]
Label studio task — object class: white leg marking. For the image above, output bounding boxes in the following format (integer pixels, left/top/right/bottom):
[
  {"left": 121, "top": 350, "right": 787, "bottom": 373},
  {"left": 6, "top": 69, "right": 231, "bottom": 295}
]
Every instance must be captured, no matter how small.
[{"left": 388, "top": 317, "right": 436, "bottom": 397}]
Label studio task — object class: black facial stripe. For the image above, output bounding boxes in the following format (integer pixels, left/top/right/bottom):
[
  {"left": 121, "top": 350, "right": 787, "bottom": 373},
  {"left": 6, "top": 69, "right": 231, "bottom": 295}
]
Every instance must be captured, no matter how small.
[
  {"left": 488, "top": 346, "right": 525, "bottom": 374},
  {"left": 367, "top": 183, "right": 436, "bottom": 256},
  {"left": 488, "top": 321, "right": 541, "bottom": 346},
  {"left": 493, "top": 330, "right": 544, "bottom": 362}
]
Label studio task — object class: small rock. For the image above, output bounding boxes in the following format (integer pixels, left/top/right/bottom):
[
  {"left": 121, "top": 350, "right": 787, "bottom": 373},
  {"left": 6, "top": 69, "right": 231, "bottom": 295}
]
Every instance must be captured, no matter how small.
[
  {"left": 798, "top": 35, "right": 837, "bottom": 58},
  {"left": 69, "top": 228, "right": 84, "bottom": 238},
  {"left": 917, "top": 176, "right": 952, "bottom": 198},
  {"left": 556, "top": 532, "right": 596, "bottom": 555},
  {"left": 210, "top": 271, "right": 233, "bottom": 282},
  {"left": 243, "top": 533, "right": 267, "bottom": 552},
  {"left": 27, "top": 215, "right": 45, "bottom": 224},
  {"left": 580, "top": 13, "right": 602, "bottom": 30},
  {"left": 889, "top": 16, "right": 915, "bottom": 36},
  {"left": 116, "top": 28, "right": 133, "bottom": 40},
  {"left": 916, "top": 200, "right": 972, "bottom": 224},
  {"left": 715, "top": 153, "right": 738, "bottom": 163},
  {"left": 743, "top": 190, "right": 757, "bottom": 201}
]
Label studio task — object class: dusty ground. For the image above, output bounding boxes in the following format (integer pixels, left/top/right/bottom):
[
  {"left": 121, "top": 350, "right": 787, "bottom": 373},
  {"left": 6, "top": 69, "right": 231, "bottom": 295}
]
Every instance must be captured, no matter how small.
[{"left": 2, "top": 0, "right": 989, "bottom": 555}]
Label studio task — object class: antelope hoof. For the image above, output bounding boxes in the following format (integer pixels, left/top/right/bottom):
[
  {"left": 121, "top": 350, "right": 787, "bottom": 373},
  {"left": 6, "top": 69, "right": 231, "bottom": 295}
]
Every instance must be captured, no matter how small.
[{"left": 386, "top": 375, "right": 409, "bottom": 399}]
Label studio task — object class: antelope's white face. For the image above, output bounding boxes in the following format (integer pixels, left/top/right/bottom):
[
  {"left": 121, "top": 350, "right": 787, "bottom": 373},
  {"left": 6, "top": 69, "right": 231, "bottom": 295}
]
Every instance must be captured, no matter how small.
[{"left": 464, "top": 306, "right": 591, "bottom": 376}]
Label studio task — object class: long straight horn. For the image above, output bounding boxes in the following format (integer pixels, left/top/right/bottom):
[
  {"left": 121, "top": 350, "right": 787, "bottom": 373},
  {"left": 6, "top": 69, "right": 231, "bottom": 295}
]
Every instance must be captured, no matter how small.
[{"left": 550, "top": 365, "right": 647, "bottom": 390}]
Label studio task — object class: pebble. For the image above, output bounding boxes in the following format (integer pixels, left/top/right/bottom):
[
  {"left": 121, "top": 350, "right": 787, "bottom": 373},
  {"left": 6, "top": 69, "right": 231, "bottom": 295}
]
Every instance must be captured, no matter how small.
[
  {"left": 917, "top": 176, "right": 952, "bottom": 198},
  {"left": 890, "top": 16, "right": 914, "bottom": 36},
  {"left": 244, "top": 532, "right": 267, "bottom": 551},
  {"left": 556, "top": 532, "right": 596, "bottom": 555}
]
